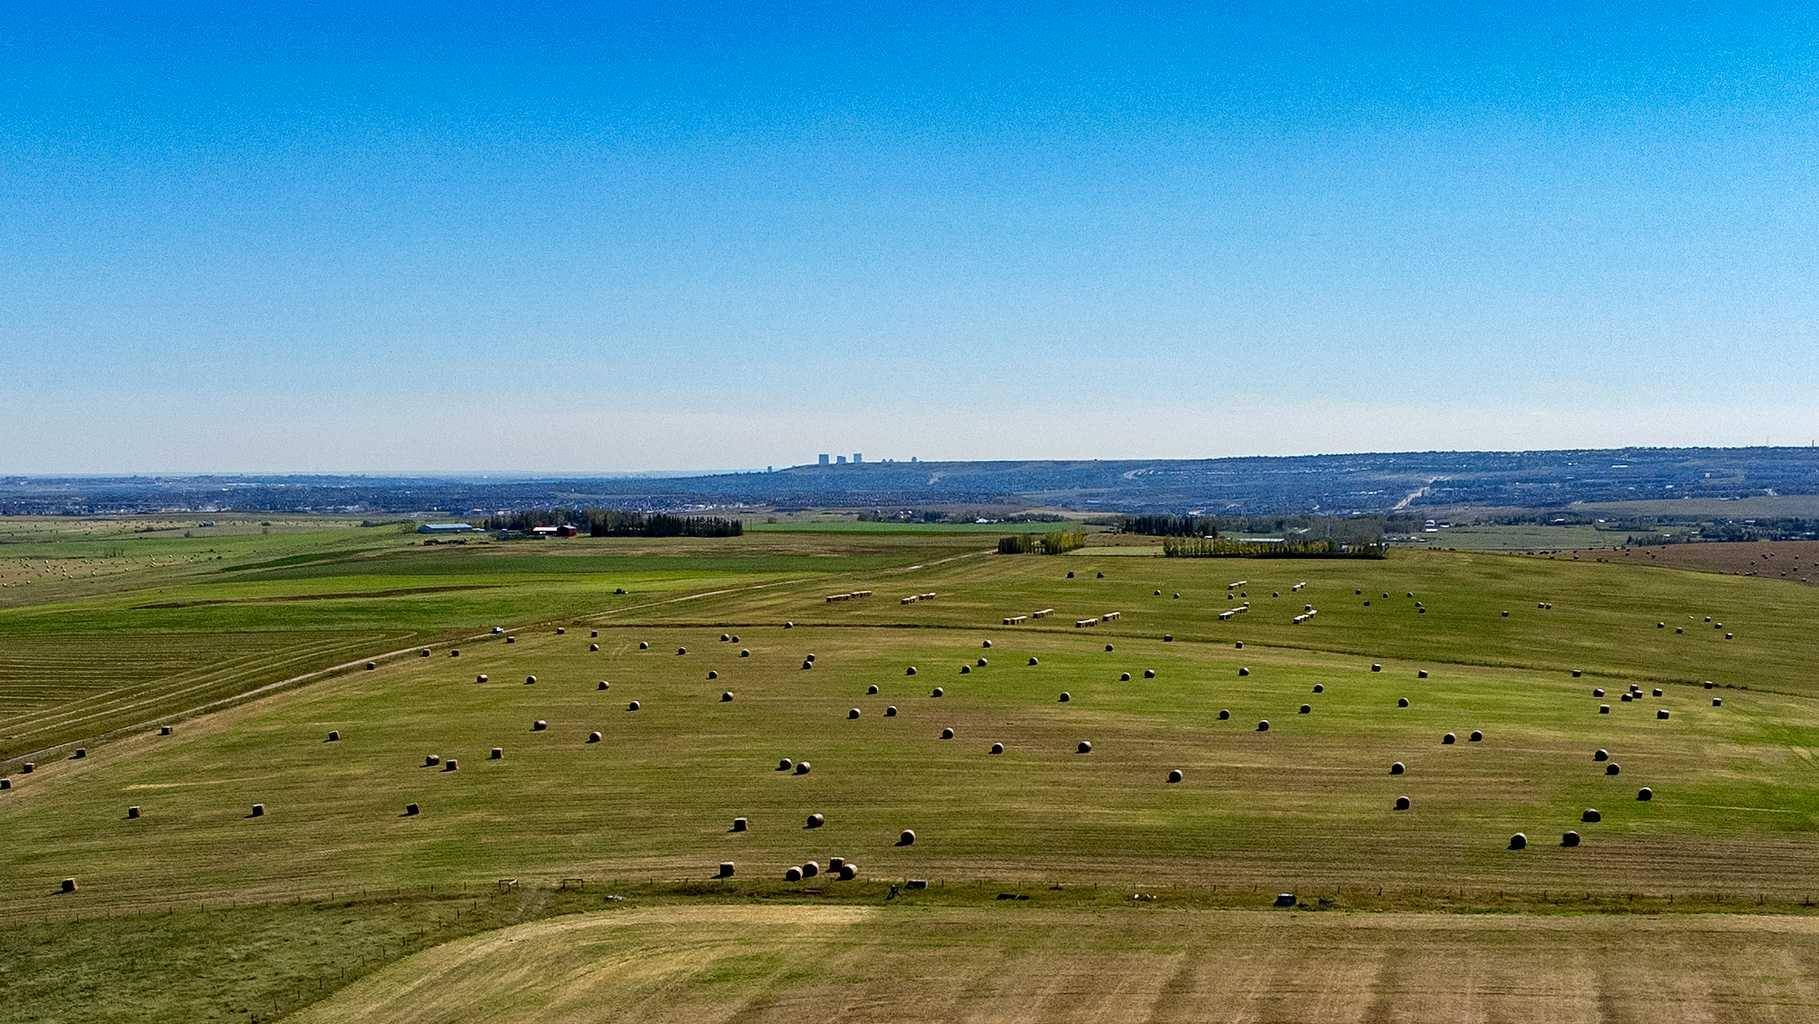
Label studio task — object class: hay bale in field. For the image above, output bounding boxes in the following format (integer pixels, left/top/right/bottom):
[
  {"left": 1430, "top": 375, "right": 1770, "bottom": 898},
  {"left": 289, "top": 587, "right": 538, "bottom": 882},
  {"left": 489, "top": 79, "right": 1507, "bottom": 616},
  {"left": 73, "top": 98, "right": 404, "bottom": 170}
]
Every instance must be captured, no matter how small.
[
  {"left": 1605, "top": 763, "right": 1621, "bottom": 775},
  {"left": 1599, "top": 704, "right": 1610, "bottom": 714},
  {"left": 1651, "top": 687, "right": 1663, "bottom": 697},
  {"left": 848, "top": 707, "right": 861, "bottom": 719},
  {"left": 1593, "top": 748, "right": 1609, "bottom": 762},
  {"left": 803, "top": 659, "right": 815, "bottom": 670},
  {"left": 1105, "top": 643, "right": 1115, "bottom": 652},
  {"left": 1167, "top": 768, "right": 1184, "bottom": 784},
  {"left": 731, "top": 817, "right": 748, "bottom": 832},
  {"left": 533, "top": 720, "right": 548, "bottom": 732},
  {"left": 960, "top": 664, "right": 971, "bottom": 675},
  {"left": 1582, "top": 808, "right": 1601, "bottom": 822},
  {"left": 1675, "top": 627, "right": 1684, "bottom": 634},
  {"left": 838, "top": 863, "right": 858, "bottom": 880},
  {"left": 990, "top": 741, "right": 1005, "bottom": 754},
  {"left": 707, "top": 670, "right": 718, "bottom": 680},
  {"left": 424, "top": 754, "right": 441, "bottom": 766},
  {"left": 1620, "top": 693, "right": 1633, "bottom": 703},
  {"left": 719, "top": 862, "right": 736, "bottom": 878},
  {"left": 931, "top": 686, "right": 945, "bottom": 698},
  {"left": 1299, "top": 704, "right": 1311, "bottom": 715},
  {"left": 159, "top": 725, "right": 173, "bottom": 736},
  {"left": 1238, "top": 667, "right": 1250, "bottom": 677},
  {"left": 555, "top": 627, "right": 566, "bottom": 635},
  {"left": 506, "top": 636, "right": 516, "bottom": 644},
  {"left": 639, "top": 641, "right": 650, "bottom": 649},
  {"left": 740, "top": 648, "right": 750, "bottom": 657},
  {"left": 1572, "top": 669, "right": 1582, "bottom": 678},
  {"left": 866, "top": 684, "right": 880, "bottom": 695},
  {"left": 1028, "top": 656, "right": 1040, "bottom": 666},
  {"left": 1656, "top": 708, "right": 1670, "bottom": 719},
  {"left": 1725, "top": 632, "right": 1734, "bottom": 640},
  {"left": 1173, "top": 592, "right": 1181, "bottom": 599},
  {"left": 721, "top": 633, "right": 731, "bottom": 642},
  {"left": 1371, "top": 663, "right": 1382, "bottom": 673},
  {"left": 677, "top": 647, "right": 688, "bottom": 656},
  {"left": 1394, "top": 795, "right": 1410, "bottom": 811},
  {"left": 1501, "top": 610, "right": 1509, "bottom": 618},
  {"left": 1143, "top": 668, "right": 1156, "bottom": 679},
  {"left": 1637, "top": 786, "right": 1653, "bottom": 800},
  {"left": 1657, "top": 622, "right": 1665, "bottom": 629},
  {"left": 490, "top": 747, "right": 503, "bottom": 760},
  {"left": 19, "top": 763, "right": 31, "bottom": 773},
  {"left": 1312, "top": 683, "right": 1324, "bottom": 694},
  {"left": 1256, "top": 720, "right": 1269, "bottom": 732},
  {"left": 61, "top": 878, "right": 77, "bottom": 893},
  {"left": 784, "top": 866, "right": 803, "bottom": 882},
  {"left": 589, "top": 643, "right": 599, "bottom": 652},
  {"left": 941, "top": 727, "right": 955, "bottom": 739},
  {"left": 1163, "top": 634, "right": 1174, "bottom": 643},
  {"left": 805, "top": 654, "right": 816, "bottom": 663},
  {"left": 250, "top": 803, "right": 266, "bottom": 818},
  {"left": 778, "top": 757, "right": 794, "bottom": 772},
  {"left": 1469, "top": 730, "right": 1483, "bottom": 742},
  {"left": 127, "top": 805, "right": 141, "bottom": 819},
  {"left": 1592, "top": 687, "right": 1605, "bottom": 697},
  {"left": 1562, "top": 830, "right": 1581, "bottom": 847},
  {"left": 365, "top": 661, "right": 377, "bottom": 671},
  {"left": 1120, "top": 672, "right": 1132, "bottom": 682},
  {"left": 977, "top": 656, "right": 988, "bottom": 667},
  {"left": 477, "top": 674, "right": 490, "bottom": 684},
  {"left": 591, "top": 630, "right": 599, "bottom": 638},
  {"left": 326, "top": 730, "right": 340, "bottom": 742},
  {"left": 450, "top": 649, "right": 460, "bottom": 657},
  {"left": 906, "top": 665, "right": 918, "bottom": 676},
  {"left": 627, "top": 700, "right": 640, "bottom": 712},
  {"left": 588, "top": 731, "right": 602, "bottom": 743},
  {"left": 1390, "top": 761, "right": 1405, "bottom": 775},
  {"left": 784, "top": 621, "right": 794, "bottom": 629},
  {"left": 802, "top": 860, "right": 820, "bottom": 878},
  {"left": 1274, "top": 892, "right": 1296, "bottom": 907},
  {"left": 597, "top": 681, "right": 609, "bottom": 691},
  {"left": 1096, "top": 571, "right": 1105, "bottom": 579},
  {"left": 795, "top": 761, "right": 812, "bottom": 775},
  {"left": 898, "top": 829, "right": 917, "bottom": 846},
  {"left": 1235, "top": 642, "right": 1244, "bottom": 649},
  {"left": 806, "top": 812, "right": 824, "bottom": 828},
  {"left": 0, "top": 779, "right": 11, "bottom": 791},
  {"left": 982, "top": 639, "right": 993, "bottom": 648},
  {"left": 420, "top": 648, "right": 431, "bottom": 657},
  {"left": 443, "top": 758, "right": 458, "bottom": 771},
  {"left": 1713, "top": 697, "right": 1724, "bottom": 707},
  {"left": 404, "top": 803, "right": 420, "bottom": 816},
  {"left": 1154, "top": 589, "right": 1163, "bottom": 596},
  {"left": 1059, "top": 691, "right": 1072, "bottom": 702},
  {"left": 1397, "top": 697, "right": 1410, "bottom": 708},
  {"left": 1508, "top": 833, "right": 1527, "bottom": 850},
  {"left": 1077, "top": 739, "right": 1093, "bottom": 753},
  {"left": 1066, "top": 571, "right": 1075, "bottom": 579},
  {"left": 1442, "top": 732, "right": 1456, "bottom": 745},
  {"left": 1218, "top": 709, "right": 1230, "bottom": 720},
  {"left": 525, "top": 675, "right": 537, "bottom": 685},
  {"left": 721, "top": 691, "right": 734, "bottom": 702},
  {"left": 1417, "top": 670, "right": 1429, "bottom": 680},
  {"left": 886, "top": 706, "right": 898, "bottom": 717}
]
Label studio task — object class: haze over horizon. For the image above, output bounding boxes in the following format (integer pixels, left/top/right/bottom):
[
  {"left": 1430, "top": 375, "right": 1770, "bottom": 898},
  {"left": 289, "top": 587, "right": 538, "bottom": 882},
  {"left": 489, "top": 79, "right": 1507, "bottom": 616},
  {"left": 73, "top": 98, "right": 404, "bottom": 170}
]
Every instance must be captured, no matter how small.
[{"left": 6, "top": 4, "right": 1817, "bottom": 474}]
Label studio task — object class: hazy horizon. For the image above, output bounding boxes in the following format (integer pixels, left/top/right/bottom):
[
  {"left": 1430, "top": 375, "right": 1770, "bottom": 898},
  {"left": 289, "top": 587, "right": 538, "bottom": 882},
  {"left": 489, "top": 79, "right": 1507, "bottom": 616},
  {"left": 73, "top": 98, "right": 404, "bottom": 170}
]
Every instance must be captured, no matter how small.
[{"left": 6, "top": 5, "right": 1817, "bottom": 473}]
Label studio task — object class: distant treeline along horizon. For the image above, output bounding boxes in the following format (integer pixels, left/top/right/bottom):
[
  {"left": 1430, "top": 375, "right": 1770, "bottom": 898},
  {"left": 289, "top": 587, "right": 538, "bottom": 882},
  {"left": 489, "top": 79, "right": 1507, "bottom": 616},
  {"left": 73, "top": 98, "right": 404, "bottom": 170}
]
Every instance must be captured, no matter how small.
[{"left": 482, "top": 509, "right": 743, "bottom": 538}]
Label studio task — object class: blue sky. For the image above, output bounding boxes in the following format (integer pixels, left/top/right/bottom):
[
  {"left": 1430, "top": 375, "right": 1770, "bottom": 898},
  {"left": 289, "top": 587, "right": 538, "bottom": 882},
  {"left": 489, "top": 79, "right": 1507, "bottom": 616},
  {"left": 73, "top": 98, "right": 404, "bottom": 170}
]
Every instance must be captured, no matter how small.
[{"left": 4, "top": 3, "right": 1817, "bottom": 472}]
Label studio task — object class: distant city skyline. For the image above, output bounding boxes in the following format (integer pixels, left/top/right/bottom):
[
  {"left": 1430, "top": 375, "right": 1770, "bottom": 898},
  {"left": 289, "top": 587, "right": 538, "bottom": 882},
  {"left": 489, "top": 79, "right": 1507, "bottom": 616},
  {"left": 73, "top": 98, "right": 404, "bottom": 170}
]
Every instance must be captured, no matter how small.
[{"left": 4, "top": 4, "right": 1817, "bottom": 473}]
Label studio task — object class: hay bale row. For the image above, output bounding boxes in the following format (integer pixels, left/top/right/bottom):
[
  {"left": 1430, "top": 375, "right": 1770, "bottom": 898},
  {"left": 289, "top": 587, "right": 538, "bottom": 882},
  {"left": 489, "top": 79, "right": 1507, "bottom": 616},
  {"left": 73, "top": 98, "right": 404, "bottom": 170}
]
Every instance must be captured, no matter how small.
[
  {"left": 1101, "top": 611, "right": 1121, "bottom": 622},
  {"left": 1002, "top": 615, "right": 1028, "bottom": 624},
  {"left": 1074, "top": 617, "right": 1099, "bottom": 628},
  {"left": 1031, "top": 608, "right": 1054, "bottom": 619}
]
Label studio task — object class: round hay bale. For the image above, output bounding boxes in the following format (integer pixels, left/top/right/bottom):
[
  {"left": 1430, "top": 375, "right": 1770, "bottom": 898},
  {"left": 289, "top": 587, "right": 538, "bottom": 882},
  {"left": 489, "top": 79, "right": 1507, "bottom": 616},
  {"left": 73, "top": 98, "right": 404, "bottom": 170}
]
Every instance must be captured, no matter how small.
[
  {"left": 940, "top": 727, "right": 954, "bottom": 739},
  {"left": 1238, "top": 667, "right": 1250, "bottom": 677},
  {"left": 707, "top": 670, "right": 718, "bottom": 680},
  {"left": 587, "top": 731, "right": 602, "bottom": 743},
  {"left": 802, "top": 860, "right": 820, "bottom": 878},
  {"left": 1656, "top": 708, "right": 1670, "bottom": 720},
  {"left": 1066, "top": 571, "right": 1075, "bottom": 579},
  {"left": 906, "top": 665, "right": 918, "bottom": 676},
  {"left": 931, "top": 687, "right": 944, "bottom": 698},
  {"left": 1605, "top": 763, "right": 1621, "bottom": 775},
  {"left": 443, "top": 758, "right": 458, "bottom": 772},
  {"left": 802, "top": 659, "right": 814, "bottom": 670},
  {"left": 838, "top": 862, "right": 858, "bottom": 880},
  {"left": 128, "top": 805, "right": 141, "bottom": 819},
  {"left": 420, "top": 648, "right": 431, "bottom": 658},
  {"left": 592, "top": 630, "right": 599, "bottom": 638},
  {"left": 1299, "top": 704, "right": 1311, "bottom": 715},
  {"left": 1371, "top": 663, "right": 1382, "bottom": 673},
  {"left": 1312, "top": 683, "right": 1324, "bottom": 694},
  {"left": 1106, "top": 643, "right": 1115, "bottom": 652},
  {"left": 1501, "top": 610, "right": 1510, "bottom": 617},
  {"left": 1637, "top": 786, "right": 1653, "bottom": 801},
  {"left": 740, "top": 649, "right": 751, "bottom": 657},
  {"left": 326, "top": 730, "right": 340, "bottom": 742},
  {"left": 365, "top": 661, "right": 377, "bottom": 671},
  {"left": 1397, "top": 697, "right": 1410, "bottom": 708},
  {"left": 1256, "top": 720, "right": 1270, "bottom": 732},
  {"left": 1076, "top": 740, "right": 1093, "bottom": 753},
  {"left": 597, "top": 681, "right": 609, "bottom": 691},
  {"left": 1143, "top": 668, "right": 1156, "bottom": 679},
  {"left": 848, "top": 707, "right": 861, "bottom": 719},
  {"left": 676, "top": 647, "right": 687, "bottom": 656},
  {"left": 1096, "top": 571, "right": 1105, "bottom": 579},
  {"left": 589, "top": 643, "right": 599, "bottom": 652},
  {"left": 1593, "top": 748, "right": 1609, "bottom": 762},
  {"left": 404, "top": 803, "right": 420, "bottom": 816},
  {"left": 784, "top": 621, "right": 794, "bottom": 629},
  {"left": 627, "top": 700, "right": 640, "bottom": 712},
  {"left": 1442, "top": 733, "right": 1456, "bottom": 745},
  {"left": 990, "top": 741, "right": 1004, "bottom": 754},
  {"left": 960, "top": 665, "right": 971, "bottom": 675},
  {"left": 1235, "top": 642, "right": 1244, "bottom": 649},
  {"left": 0, "top": 779, "right": 11, "bottom": 791},
  {"left": 1028, "top": 657, "right": 1040, "bottom": 666},
  {"left": 1059, "top": 691, "right": 1071, "bottom": 702},
  {"left": 1561, "top": 830, "right": 1581, "bottom": 847},
  {"left": 61, "top": 878, "right": 77, "bottom": 893},
  {"left": 532, "top": 720, "right": 548, "bottom": 732},
  {"left": 720, "top": 633, "right": 731, "bottom": 642},
  {"left": 982, "top": 639, "right": 992, "bottom": 648},
  {"left": 1657, "top": 622, "right": 1665, "bottom": 629},
  {"left": 1651, "top": 687, "right": 1664, "bottom": 697},
  {"left": 1154, "top": 589, "right": 1162, "bottom": 596},
  {"left": 778, "top": 757, "right": 793, "bottom": 772},
  {"left": 524, "top": 675, "right": 537, "bottom": 685},
  {"left": 1675, "top": 627, "right": 1684, "bottom": 634},
  {"left": 784, "top": 866, "right": 803, "bottom": 882},
  {"left": 250, "top": 803, "right": 266, "bottom": 818},
  {"left": 1469, "top": 730, "right": 1483, "bottom": 742},
  {"left": 721, "top": 691, "right": 734, "bottom": 702},
  {"left": 506, "top": 636, "right": 516, "bottom": 644},
  {"left": 490, "top": 747, "right": 503, "bottom": 760},
  {"left": 556, "top": 627, "right": 566, "bottom": 635},
  {"left": 450, "top": 649, "right": 460, "bottom": 657},
  {"left": 1119, "top": 672, "right": 1132, "bottom": 682},
  {"left": 1173, "top": 592, "right": 1181, "bottom": 599},
  {"left": 1217, "top": 708, "right": 1230, "bottom": 720},
  {"left": 1390, "top": 761, "right": 1405, "bottom": 775},
  {"left": 1508, "top": 832, "right": 1527, "bottom": 850},
  {"left": 1712, "top": 697, "right": 1724, "bottom": 707},
  {"left": 805, "top": 812, "right": 824, "bottom": 828},
  {"left": 1167, "top": 768, "right": 1184, "bottom": 784},
  {"left": 1394, "top": 795, "right": 1410, "bottom": 811},
  {"left": 1163, "top": 634, "right": 1174, "bottom": 643},
  {"left": 1599, "top": 703, "right": 1611, "bottom": 714},
  {"left": 898, "top": 829, "right": 916, "bottom": 846},
  {"left": 977, "top": 656, "right": 988, "bottom": 667},
  {"left": 795, "top": 761, "right": 812, "bottom": 775},
  {"left": 476, "top": 674, "right": 490, "bottom": 684},
  {"left": 1592, "top": 687, "right": 1605, "bottom": 697},
  {"left": 1417, "top": 670, "right": 1429, "bottom": 679},
  {"left": 1572, "top": 669, "right": 1583, "bottom": 678},
  {"left": 1273, "top": 892, "right": 1296, "bottom": 907},
  {"left": 731, "top": 817, "right": 748, "bottom": 832},
  {"left": 1581, "top": 808, "right": 1601, "bottom": 822},
  {"left": 718, "top": 862, "right": 736, "bottom": 878},
  {"left": 1725, "top": 632, "right": 1734, "bottom": 640},
  {"left": 159, "top": 725, "right": 173, "bottom": 736},
  {"left": 639, "top": 641, "right": 649, "bottom": 650},
  {"left": 1620, "top": 693, "right": 1633, "bottom": 703},
  {"left": 22, "top": 762, "right": 34, "bottom": 773},
  {"left": 885, "top": 706, "right": 898, "bottom": 717},
  {"left": 424, "top": 754, "right": 441, "bottom": 766},
  {"left": 867, "top": 684, "right": 880, "bottom": 695}
]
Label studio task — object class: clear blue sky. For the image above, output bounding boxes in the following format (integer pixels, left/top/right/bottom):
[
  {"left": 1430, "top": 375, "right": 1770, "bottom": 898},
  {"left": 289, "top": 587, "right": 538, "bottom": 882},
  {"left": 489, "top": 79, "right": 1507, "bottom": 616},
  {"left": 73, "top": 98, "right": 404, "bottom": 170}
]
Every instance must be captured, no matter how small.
[{"left": 4, "top": 3, "right": 1817, "bottom": 472}]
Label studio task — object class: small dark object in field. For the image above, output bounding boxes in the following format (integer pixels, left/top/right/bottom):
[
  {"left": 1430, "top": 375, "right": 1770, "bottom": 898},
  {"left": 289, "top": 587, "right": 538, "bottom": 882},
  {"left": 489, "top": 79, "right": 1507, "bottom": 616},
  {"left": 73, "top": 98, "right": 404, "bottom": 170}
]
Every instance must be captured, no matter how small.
[
  {"left": 1144, "top": 668, "right": 1156, "bottom": 679},
  {"left": 1508, "top": 833, "right": 1527, "bottom": 850},
  {"left": 885, "top": 706, "right": 898, "bottom": 717},
  {"left": 1029, "top": 657, "right": 1040, "bottom": 666},
  {"left": 1120, "top": 672, "right": 1132, "bottom": 682},
  {"left": 587, "top": 731, "right": 602, "bottom": 743},
  {"left": 1167, "top": 769, "right": 1184, "bottom": 784},
  {"left": 326, "top": 730, "right": 340, "bottom": 742},
  {"left": 1469, "top": 730, "right": 1483, "bottom": 742},
  {"left": 1562, "top": 830, "right": 1581, "bottom": 847},
  {"left": 719, "top": 862, "right": 735, "bottom": 878},
  {"left": 731, "top": 817, "right": 747, "bottom": 832},
  {"left": 867, "top": 684, "right": 879, "bottom": 695},
  {"left": 906, "top": 666, "right": 917, "bottom": 676},
  {"left": 490, "top": 747, "right": 503, "bottom": 759},
  {"left": 1442, "top": 733, "right": 1455, "bottom": 745},
  {"left": 1593, "top": 687, "right": 1605, "bottom": 697},
  {"left": 1059, "top": 692, "right": 1071, "bottom": 702},
  {"left": 450, "top": 649, "right": 460, "bottom": 657},
  {"left": 1606, "top": 763, "right": 1621, "bottom": 775},
  {"left": 1713, "top": 697, "right": 1724, "bottom": 707},
  {"left": 1371, "top": 663, "right": 1381, "bottom": 672},
  {"left": 931, "top": 687, "right": 944, "bottom": 698},
  {"left": 1599, "top": 704, "right": 1610, "bottom": 714},
  {"left": 806, "top": 812, "right": 824, "bottom": 828},
  {"left": 1256, "top": 720, "right": 1269, "bottom": 732},
  {"left": 1397, "top": 697, "right": 1410, "bottom": 708},
  {"left": 802, "top": 860, "right": 820, "bottom": 878},
  {"left": 639, "top": 641, "right": 649, "bottom": 649},
  {"left": 1593, "top": 749, "right": 1609, "bottom": 762},
  {"left": 442, "top": 759, "right": 458, "bottom": 772},
  {"left": 1238, "top": 667, "right": 1249, "bottom": 677},
  {"left": 1657, "top": 708, "right": 1670, "bottom": 719},
  {"left": 589, "top": 643, "right": 599, "bottom": 652},
  {"left": 1077, "top": 740, "right": 1093, "bottom": 753},
  {"left": 597, "top": 681, "right": 608, "bottom": 691},
  {"left": 159, "top": 725, "right": 173, "bottom": 736},
  {"left": 533, "top": 720, "right": 548, "bottom": 731},
  {"left": 1163, "top": 634, "right": 1174, "bottom": 642},
  {"left": 61, "top": 878, "right": 78, "bottom": 893},
  {"left": 424, "top": 754, "right": 441, "bottom": 766},
  {"left": 1274, "top": 892, "right": 1296, "bottom": 907},
  {"left": 365, "top": 661, "right": 377, "bottom": 670},
  {"left": 506, "top": 636, "right": 516, "bottom": 644},
  {"left": 1390, "top": 761, "right": 1405, "bottom": 775},
  {"left": 960, "top": 665, "right": 971, "bottom": 675},
  {"left": 1066, "top": 571, "right": 1075, "bottom": 579},
  {"left": 898, "top": 829, "right": 916, "bottom": 846},
  {"left": 941, "top": 727, "right": 954, "bottom": 739},
  {"left": 128, "top": 805, "right": 141, "bottom": 819},
  {"left": 1312, "top": 684, "right": 1324, "bottom": 694},
  {"left": 721, "top": 691, "right": 734, "bottom": 702},
  {"left": 707, "top": 670, "right": 718, "bottom": 680},
  {"left": 250, "top": 803, "right": 266, "bottom": 817},
  {"left": 1417, "top": 670, "right": 1429, "bottom": 679},
  {"left": 982, "top": 639, "right": 992, "bottom": 648},
  {"left": 419, "top": 648, "right": 430, "bottom": 658},
  {"left": 1394, "top": 795, "right": 1410, "bottom": 811},
  {"left": 990, "top": 742, "right": 1004, "bottom": 754},
  {"left": 476, "top": 674, "right": 489, "bottom": 684},
  {"left": 1572, "top": 669, "right": 1582, "bottom": 678},
  {"left": 1235, "top": 642, "right": 1243, "bottom": 649},
  {"left": 72, "top": 748, "right": 86, "bottom": 760},
  {"left": 1652, "top": 687, "right": 1663, "bottom": 697},
  {"left": 795, "top": 761, "right": 812, "bottom": 775},
  {"left": 1299, "top": 704, "right": 1311, "bottom": 715},
  {"left": 627, "top": 700, "right": 640, "bottom": 711},
  {"left": 1637, "top": 787, "right": 1653, "bottom": 800},
  {"left": 404, "top": 803, "right": 419, "bottom": 816},
  {"left": 1582, "top": 808, "right": 1601, "bottom": 822},
  {"left": 676, "top": 647, "right": 687, "bottom": 656},
  {"left": 977, "top": 656, "right": 988, "bottom": 666},
  {"left": 838, "top": 863, "right": 858, "bottom": 880},
  {"left": 784, "top": 866, "right": 802, "bottom": 882},
  {"left": 849, "top": 708, "right": 861, "bottom": 719},
  {"left": 778, "top": 757, "right": 793, "bottom": 771},
  {"left": 740, "top": 648, "right": 751, "bottom": 657},
  {"left": 524, "top": 675, "right": 536, "bottom": 685}
]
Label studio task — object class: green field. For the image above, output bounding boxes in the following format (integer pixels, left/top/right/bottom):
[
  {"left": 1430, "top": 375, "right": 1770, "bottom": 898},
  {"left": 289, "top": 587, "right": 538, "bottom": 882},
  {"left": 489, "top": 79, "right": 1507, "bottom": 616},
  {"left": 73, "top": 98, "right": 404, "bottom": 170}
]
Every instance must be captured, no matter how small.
[{"left": 4, "top": 523, "right": 1819, "bottom": 1022}]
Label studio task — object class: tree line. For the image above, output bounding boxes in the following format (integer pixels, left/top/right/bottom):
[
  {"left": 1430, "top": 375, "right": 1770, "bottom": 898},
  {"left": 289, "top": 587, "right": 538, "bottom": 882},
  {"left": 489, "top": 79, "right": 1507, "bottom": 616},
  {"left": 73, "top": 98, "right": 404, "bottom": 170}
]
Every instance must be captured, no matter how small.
[
  {"left": 996, "top": 531, "right": 1086, "bottom": 555},
  {"left": 483, "top": 509, "right": 743, "bottom": 538},
  {"left": 1161, "top": 537, "right": 1385, "bottom": 559}
]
